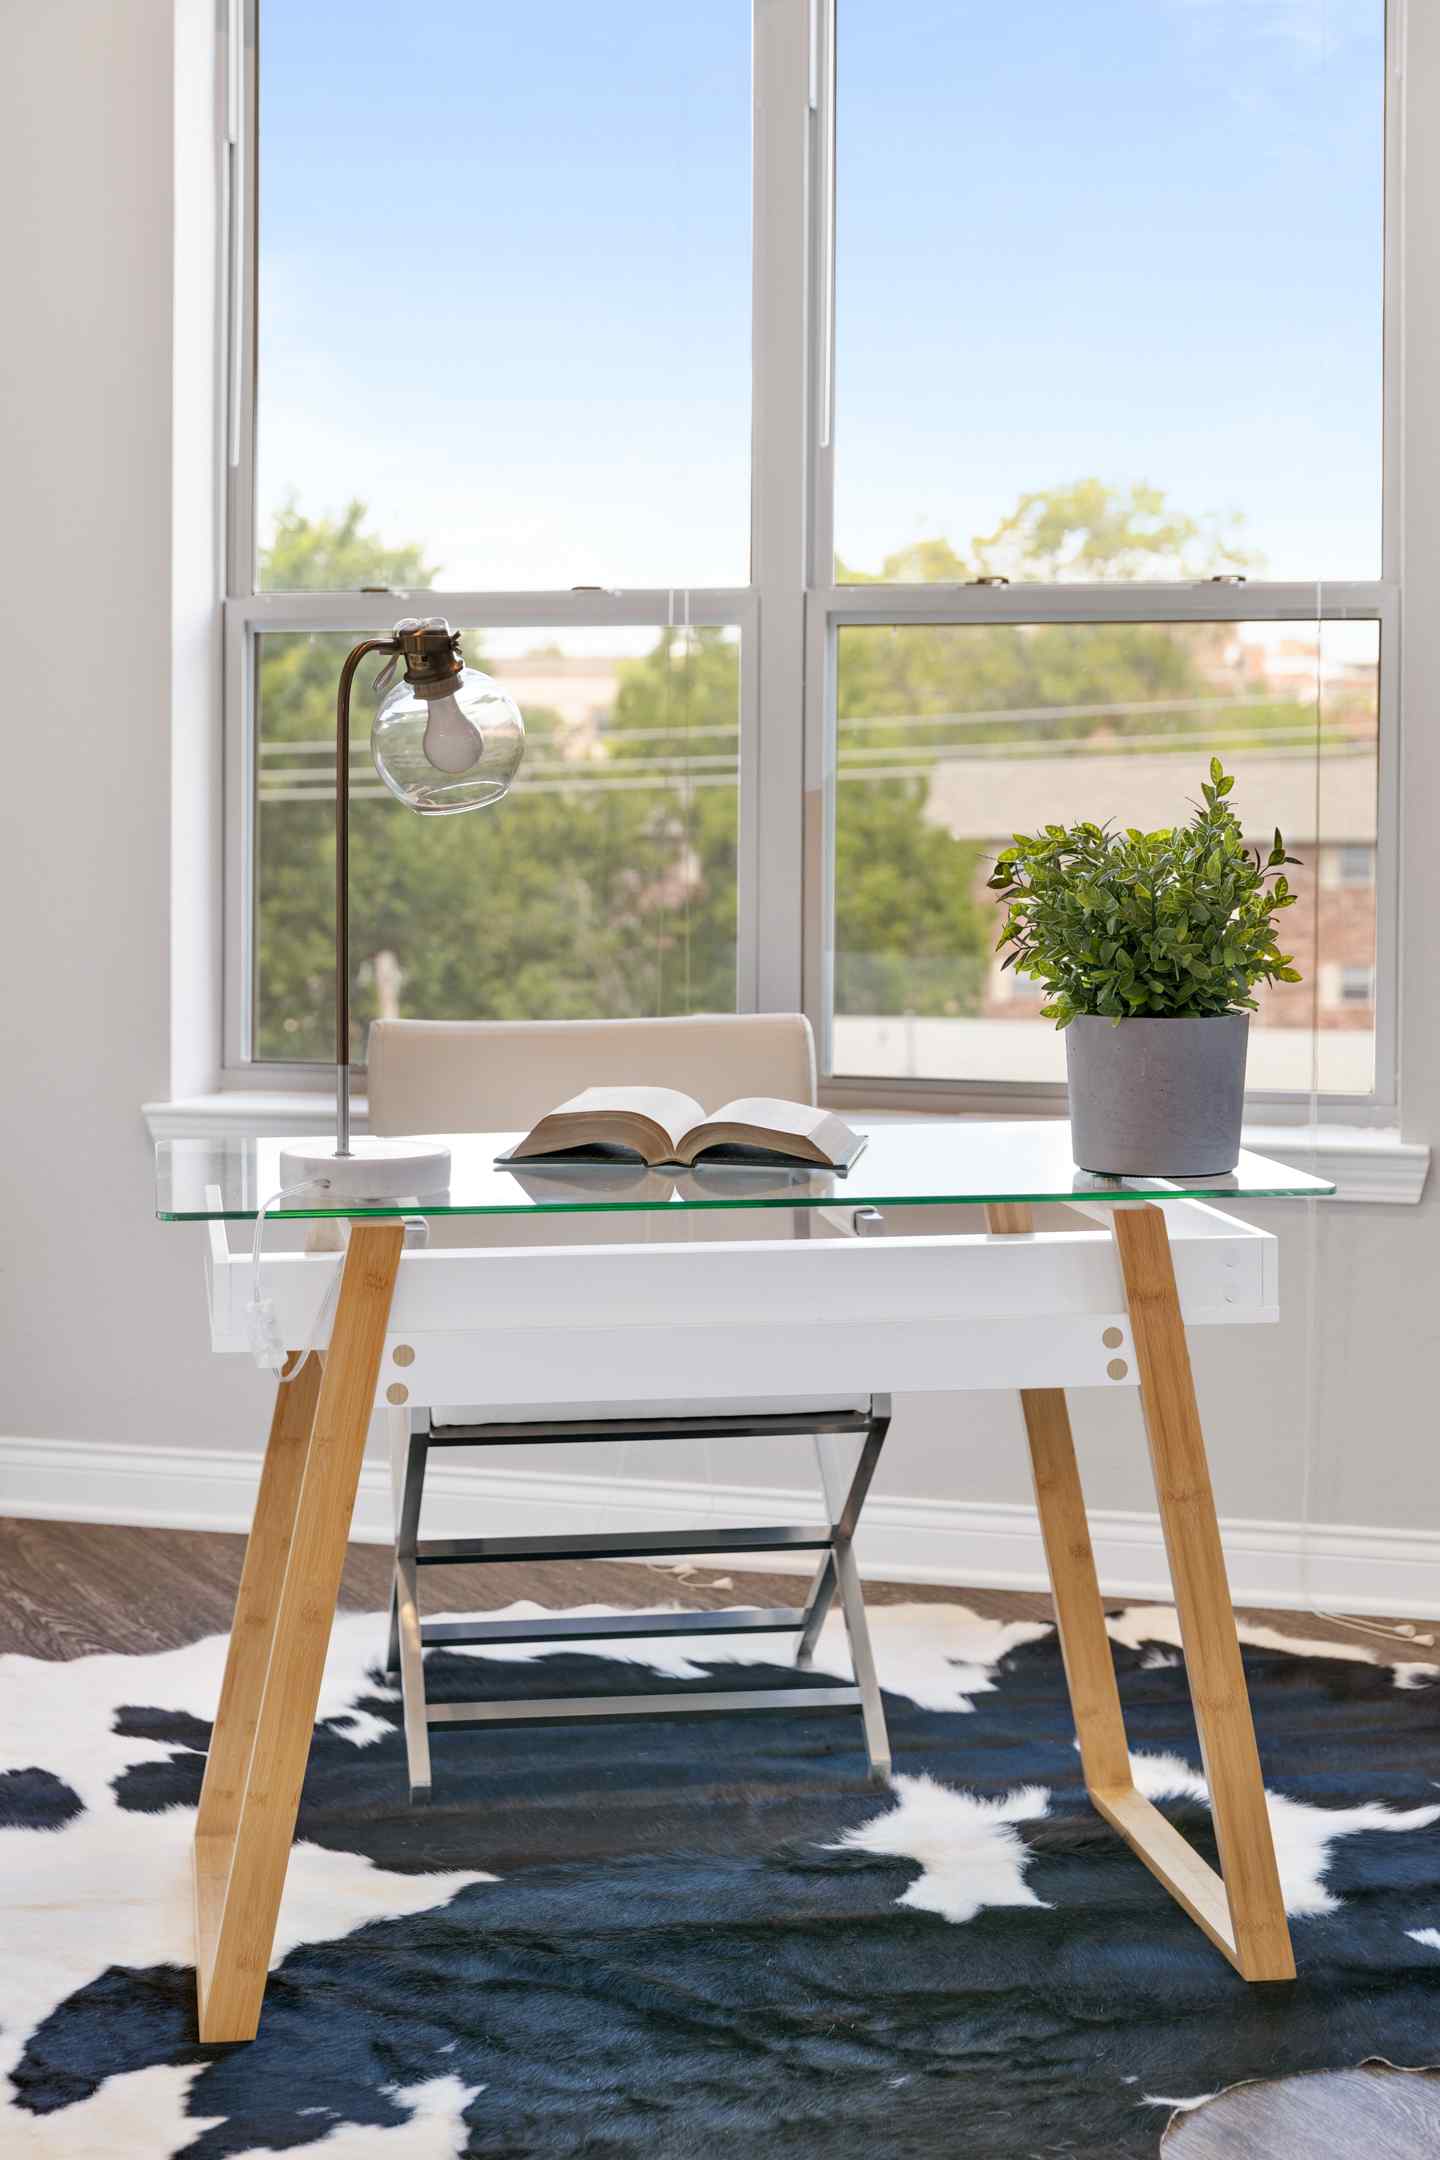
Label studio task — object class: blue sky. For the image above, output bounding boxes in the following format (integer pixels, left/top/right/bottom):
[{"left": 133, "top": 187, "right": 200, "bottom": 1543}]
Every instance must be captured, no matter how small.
[{"left": 258, "top": 0, "right": 1383, "bottom": 590}]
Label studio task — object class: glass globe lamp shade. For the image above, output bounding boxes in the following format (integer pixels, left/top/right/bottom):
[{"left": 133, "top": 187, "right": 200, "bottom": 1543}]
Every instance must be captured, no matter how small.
[{"left": 371, "top": 665, "right": 525, "bottom": 815}]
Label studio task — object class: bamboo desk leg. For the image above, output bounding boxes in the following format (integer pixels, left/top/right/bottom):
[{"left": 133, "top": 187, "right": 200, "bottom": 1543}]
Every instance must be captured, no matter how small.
[
  {"left": 193, "top": 1221, "right": 404, "bottom": 2043},
  {"left": 984, "top": 1201, "right": 1294, "bottom": 1984}
]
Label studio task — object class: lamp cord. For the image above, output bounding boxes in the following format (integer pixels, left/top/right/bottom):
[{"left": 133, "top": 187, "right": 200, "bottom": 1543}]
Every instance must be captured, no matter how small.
[
  {"left": 247, "top": 1182, "right": 341, "bottom": 1381},
  {"left": 1292, "top": 592, "right": 1432, "bottom": 1654}
]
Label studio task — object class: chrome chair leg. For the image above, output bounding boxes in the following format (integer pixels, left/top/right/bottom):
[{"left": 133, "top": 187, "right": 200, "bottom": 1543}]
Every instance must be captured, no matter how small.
[
  {"left": 393, "top": 1423, "right": 433, "bottom": 1803},
  {"left": 385, "top": 1576, "right": 400, "bottom": 1677},
  {"left": 798, "top": 1390, "right": 891, "bottom": 1661},
  {"left": 793, "top": 1553, "right": 837, "bottom": 1668},
  {"left": 812, "top": 1397, "right": 892, "bottom": 1779},
  {"left": 795, "top": 1392, "right": 893, "bottom": 1673}
]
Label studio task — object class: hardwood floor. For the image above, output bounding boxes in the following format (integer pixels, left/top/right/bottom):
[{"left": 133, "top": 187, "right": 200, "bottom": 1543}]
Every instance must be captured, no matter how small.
[
  {"left": 0, "top": 1513, "right": 1057, "bottom": 1659},
  {"left": 0, "top": 1513, "right": 1426, "bottom": 1666}
]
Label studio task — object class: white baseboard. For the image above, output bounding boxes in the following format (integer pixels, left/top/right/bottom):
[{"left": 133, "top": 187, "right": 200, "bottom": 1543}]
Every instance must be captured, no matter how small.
[{"left": 2, "top": 1436, "right": 1436, "bottom": 1621}]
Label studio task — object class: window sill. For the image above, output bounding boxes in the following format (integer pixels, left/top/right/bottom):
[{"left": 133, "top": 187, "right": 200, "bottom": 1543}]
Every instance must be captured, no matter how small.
[
  {"left": 141, "top": 1094, "right": 1429, "bottom": 1205},
  {"left": 143, "top": 1091, "right": 372, "bottom": 1140},
  {"left": 1235, "top": 1123, "right": 1429, "bottom": 1206}
]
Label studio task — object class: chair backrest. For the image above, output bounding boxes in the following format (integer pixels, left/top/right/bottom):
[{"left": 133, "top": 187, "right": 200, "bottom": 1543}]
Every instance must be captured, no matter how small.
[{"left": 366, "top": 1013, "right": 818, "bottom": 1136}]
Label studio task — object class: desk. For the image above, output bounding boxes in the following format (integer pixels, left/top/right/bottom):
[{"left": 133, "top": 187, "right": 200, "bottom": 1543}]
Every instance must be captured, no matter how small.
[{"left": 157, "top": 1120, "right": 1332, "bottom": 2039}]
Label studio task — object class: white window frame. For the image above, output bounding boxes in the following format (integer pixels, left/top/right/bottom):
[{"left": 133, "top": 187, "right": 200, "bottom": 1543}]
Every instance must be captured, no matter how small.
[{"left": 220, "top": 0, "right": 1406, "bottom": 1123}]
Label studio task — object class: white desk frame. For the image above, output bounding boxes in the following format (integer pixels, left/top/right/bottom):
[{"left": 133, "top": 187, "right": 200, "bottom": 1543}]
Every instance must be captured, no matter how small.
[{"left": 191, "top": 1194, "right": 1294, "bottom": 2040}]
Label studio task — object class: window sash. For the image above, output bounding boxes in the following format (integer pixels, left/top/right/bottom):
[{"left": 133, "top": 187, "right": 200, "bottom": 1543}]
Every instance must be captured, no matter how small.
[
  {"left": 223, "top": 0, "right": 1403, "bottom": 1116},
  {"left": 802, "top": 582, "right": 1400, "bottom": 1121}
]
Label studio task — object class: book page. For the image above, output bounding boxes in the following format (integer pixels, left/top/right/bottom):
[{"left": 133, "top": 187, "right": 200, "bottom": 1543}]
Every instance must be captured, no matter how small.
[
  {"left": 700, "top": 1097, "right": 835, "bottom": 1143},
  {"left": 677, "top": 1097, "right": 863, "bottom": 1170},
  {"left": 552, "top": 1086, "right": 703, "bottom": 1150},
  {"left": 505, "top": 1084, "right": 705, "bottom": 1164}
]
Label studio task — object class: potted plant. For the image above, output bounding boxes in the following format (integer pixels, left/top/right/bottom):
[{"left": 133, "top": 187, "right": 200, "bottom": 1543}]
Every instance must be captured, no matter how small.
[{"left": 987, "top": 759, "right": 1302, "bottom": 1175}]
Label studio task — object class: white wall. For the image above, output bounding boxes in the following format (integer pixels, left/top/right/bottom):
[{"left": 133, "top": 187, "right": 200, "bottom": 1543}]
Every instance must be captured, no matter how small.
[
  {"left": 0, "top": 1, "right": 279, "bottom": 1460},
  {"left": 0, "top": 2, "right": 1437, "bottom": 1598}
]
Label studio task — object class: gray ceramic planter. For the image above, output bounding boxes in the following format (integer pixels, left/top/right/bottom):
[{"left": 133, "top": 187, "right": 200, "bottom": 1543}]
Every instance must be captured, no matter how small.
[{"left": 1065, "top": 1012, "right": 1249, "bottom": 1176}]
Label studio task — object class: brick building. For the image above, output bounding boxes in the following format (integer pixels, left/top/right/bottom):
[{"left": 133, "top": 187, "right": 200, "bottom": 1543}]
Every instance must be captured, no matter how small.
[{"left": 921, "top": 748, "right": 1377, "bottom": 1036}]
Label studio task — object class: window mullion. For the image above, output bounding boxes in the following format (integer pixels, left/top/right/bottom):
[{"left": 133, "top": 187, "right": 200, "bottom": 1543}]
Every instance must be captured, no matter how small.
[
  {"left": 806, "top": 0, "right": 837, "bottom": 589},
  {"left": 749, "top": 0, "right": 818, "bottom": 1013},
  {"left": 222, "top": 0, "right": 259, "bottom": 1074}
]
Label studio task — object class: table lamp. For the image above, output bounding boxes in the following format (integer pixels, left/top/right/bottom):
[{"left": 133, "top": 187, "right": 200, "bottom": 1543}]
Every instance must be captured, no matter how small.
[{"left": 279, "top": 616, "right": 524, "bottom": 1198}]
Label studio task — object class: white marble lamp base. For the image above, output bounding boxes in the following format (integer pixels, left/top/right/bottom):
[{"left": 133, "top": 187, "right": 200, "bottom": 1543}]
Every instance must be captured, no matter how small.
[{"left": 276, "top": 1137, "right": 452, "bottom": 1202}]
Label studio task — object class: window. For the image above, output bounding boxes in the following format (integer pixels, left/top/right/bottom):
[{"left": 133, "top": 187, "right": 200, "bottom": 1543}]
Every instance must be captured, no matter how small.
[
  {"left": 224, "top": 1, "right": 1403, "bottom": 1115},
  {"left": 1334, "top": 843, "right": 1377, "bottom": 889},
  {"left": 1327, "top": 964, "right": 1377, "bottom": 1009}
]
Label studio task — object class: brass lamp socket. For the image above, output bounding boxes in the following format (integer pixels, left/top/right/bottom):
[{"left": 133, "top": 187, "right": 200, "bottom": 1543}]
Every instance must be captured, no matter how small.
[{"left": 394, "top": 616, "right": 464, "bottom": 697}]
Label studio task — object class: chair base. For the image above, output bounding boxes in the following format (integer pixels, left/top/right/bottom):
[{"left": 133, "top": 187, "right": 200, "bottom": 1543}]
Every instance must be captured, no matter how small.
[{"left": 386, "top": 1396, "right": 894, "bottom": 1802}]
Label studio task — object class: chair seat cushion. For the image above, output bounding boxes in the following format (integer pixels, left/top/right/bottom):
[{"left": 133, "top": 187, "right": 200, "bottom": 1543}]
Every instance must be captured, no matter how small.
[{"left": 430, "top": 1394, "right": 870, "bottom": 1428}]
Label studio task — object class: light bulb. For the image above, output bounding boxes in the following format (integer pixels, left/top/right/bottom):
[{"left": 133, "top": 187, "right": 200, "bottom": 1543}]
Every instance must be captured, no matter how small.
[
  {"left": 371, "top": 662, "right": 525, "bottom": 816},
  {"left": 422, "top": 691, "right": 485, "bottom": 774}
]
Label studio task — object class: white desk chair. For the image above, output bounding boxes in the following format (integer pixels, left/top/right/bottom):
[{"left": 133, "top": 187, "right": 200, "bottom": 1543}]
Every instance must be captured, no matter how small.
[{"left": 367, "top": 1013, "right": 892, "bottom": 1799}]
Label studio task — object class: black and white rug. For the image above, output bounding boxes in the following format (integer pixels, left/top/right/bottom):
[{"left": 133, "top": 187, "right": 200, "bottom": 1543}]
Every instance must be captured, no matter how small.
[{"left": 2, "top": 1598, "right": 1438, "bottom": 2157}]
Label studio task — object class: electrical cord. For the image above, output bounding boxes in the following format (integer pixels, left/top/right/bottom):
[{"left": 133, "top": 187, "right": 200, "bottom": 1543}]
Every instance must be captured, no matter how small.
[
  {"left": 248, "top": 1196, "right": 432, "bottom": 1386},
  {"left": 247, "top": 1181, "right": 342, "bottom": 1382},
  {"left": 1293, "top": 590, "right": 1432, "bottom": 1654}
]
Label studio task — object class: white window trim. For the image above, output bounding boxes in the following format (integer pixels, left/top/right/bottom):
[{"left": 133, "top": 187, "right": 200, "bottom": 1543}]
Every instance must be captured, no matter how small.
[{"left": 217, "top": 0, "right": 1411, "bottom": 1129}]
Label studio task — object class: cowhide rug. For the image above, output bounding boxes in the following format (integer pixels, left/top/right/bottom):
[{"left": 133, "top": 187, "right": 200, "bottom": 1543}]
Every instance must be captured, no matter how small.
[{"left": 2, "top": 1599, "right": 1437, "bottom": 2157}]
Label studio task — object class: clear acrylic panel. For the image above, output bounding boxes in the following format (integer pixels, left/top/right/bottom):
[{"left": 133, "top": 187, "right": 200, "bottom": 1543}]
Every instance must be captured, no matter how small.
[
  {"left": 256, "top": 2, "right": 752, "bottom": 590},
  {"left": 254, "top": 622, "right": 740, "bottom": 1062},
  {"left": 829, "top": 617, "right": 1379, "bottom": 1094},
  {"left": 834, "top": 1, "right": 1384, "bottom": 584}
]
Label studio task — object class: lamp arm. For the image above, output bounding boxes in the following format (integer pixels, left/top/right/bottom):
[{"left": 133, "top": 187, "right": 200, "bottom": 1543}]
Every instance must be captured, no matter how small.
[{"left": 334, "top": 636, "right": 399, "bottom": 1157}]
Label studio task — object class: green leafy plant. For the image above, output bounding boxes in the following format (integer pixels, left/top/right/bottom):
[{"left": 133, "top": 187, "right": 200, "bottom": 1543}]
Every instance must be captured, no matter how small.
[{"left": 987, "top": 759, "right": 1302, "bottom": 1026}]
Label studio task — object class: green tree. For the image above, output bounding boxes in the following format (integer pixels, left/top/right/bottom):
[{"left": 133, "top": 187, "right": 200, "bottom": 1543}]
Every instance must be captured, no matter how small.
[
  {"left": 256, "top": 506, "right": 438, "bottom": 1056},
  {"left": 261, "top": 497, "right": 435, "bottom": 597},
  {"left": 971, "top": 477, "right": 1251, "bottom": 584},
  {"left": 838, "top": 477, "right": 1253, "bottom": 586}
]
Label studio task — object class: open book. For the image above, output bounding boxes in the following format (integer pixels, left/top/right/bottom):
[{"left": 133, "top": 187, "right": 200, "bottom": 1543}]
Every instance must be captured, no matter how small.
[{"left": 497, "top": 1087, "right": 866, "bottom": 1173}]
